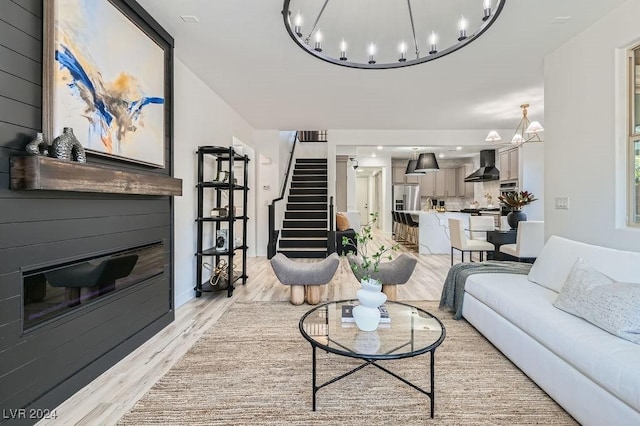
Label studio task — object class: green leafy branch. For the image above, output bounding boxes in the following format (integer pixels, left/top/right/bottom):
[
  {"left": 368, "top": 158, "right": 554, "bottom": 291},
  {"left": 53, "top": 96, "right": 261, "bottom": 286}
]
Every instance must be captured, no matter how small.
[{"left": 341, "top": 212, "right": 399, "bottom": 281}]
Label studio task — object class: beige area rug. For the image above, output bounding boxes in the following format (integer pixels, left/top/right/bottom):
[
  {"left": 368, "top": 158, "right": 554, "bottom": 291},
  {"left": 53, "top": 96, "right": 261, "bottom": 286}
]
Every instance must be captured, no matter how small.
[{"left": 119, "top": 302, "right": 577, "bottom": 425}]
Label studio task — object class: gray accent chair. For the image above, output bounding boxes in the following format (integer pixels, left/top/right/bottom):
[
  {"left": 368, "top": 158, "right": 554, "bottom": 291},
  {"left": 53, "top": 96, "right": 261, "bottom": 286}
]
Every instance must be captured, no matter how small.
[
  {"left": 347, "top": 253, "right": 417, "bottom": 301},
  {"left": 270, "top": 253, "right": 340, "bottom": 305}
]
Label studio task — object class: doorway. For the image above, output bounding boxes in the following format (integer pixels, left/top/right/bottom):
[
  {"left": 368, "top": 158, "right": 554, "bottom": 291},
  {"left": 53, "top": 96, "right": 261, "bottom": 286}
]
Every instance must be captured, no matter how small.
[
  {"left": 373, "top": 171, "right": 382, "bottom": 228},
  {"left": 356, "top": 176, "right": 369, "bottom": 225}
]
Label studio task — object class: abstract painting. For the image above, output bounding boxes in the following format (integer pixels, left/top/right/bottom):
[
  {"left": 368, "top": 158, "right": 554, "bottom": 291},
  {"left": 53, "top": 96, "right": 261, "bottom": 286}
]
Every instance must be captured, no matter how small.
[{"left": 44, "top": 0, "right": 166, "bottom": 167}]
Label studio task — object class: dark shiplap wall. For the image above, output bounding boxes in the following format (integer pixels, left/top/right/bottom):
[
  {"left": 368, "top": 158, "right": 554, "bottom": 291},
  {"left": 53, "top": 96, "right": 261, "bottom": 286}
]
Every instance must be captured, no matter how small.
[{"left": 0, "top": 0, "right": 174, "bottom": 420}]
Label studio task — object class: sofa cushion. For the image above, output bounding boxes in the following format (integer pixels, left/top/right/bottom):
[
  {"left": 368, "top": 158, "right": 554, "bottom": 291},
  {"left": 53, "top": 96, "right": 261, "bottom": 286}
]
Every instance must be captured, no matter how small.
[
  {"left": 464, "top": 273, "right": 640, "bottom": 412},
  {"left": 554, "top": 258, "right": 640, "bottom": 345},
  {"left": 527, "top": 236, "right": 640, "bottom": 293}
]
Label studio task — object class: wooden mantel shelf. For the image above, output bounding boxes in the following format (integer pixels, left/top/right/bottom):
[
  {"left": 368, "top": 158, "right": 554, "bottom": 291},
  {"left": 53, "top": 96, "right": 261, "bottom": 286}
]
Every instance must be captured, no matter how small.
[{"left": 10, "top": 156, "right": 183, "bottom": 196}]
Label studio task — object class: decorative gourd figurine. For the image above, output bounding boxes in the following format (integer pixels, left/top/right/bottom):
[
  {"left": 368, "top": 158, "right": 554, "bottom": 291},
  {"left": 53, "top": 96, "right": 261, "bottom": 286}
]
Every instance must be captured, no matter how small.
[
  {"left": 25, "top": 132, "right": 49, "bottom": 156},
  {"left": 51, "top": 127, "right": 86, "bottom": 162}
]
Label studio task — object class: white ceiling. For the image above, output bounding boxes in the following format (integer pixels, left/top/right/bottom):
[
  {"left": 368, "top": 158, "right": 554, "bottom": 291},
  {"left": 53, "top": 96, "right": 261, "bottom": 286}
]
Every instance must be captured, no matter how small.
[{"left": 137, "top": 0, "right": 625, "bottom": 133}]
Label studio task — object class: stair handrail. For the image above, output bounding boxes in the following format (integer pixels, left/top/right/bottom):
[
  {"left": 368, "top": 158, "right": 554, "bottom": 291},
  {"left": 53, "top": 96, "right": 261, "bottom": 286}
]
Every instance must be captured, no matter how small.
[
  {"left": 268, "top": 131, "right": 298, "bottom": 258},
  {"left": 327, "top": 196, "right": 335, "bottom": 254}
]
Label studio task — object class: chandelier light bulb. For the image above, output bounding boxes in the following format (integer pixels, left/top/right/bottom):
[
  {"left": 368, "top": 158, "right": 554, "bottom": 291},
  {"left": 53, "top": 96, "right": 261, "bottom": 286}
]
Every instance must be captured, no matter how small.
[
  {"left": 485, "top": 130, "right": 502, "bottom": 142},
  {"left": 314, "top": 30, "right": 322, "bottom": 52},
  {"left": 483, "top": 0, "right": 492, "bottom": 21},
  {"left": 368, "top": 42, "right": 376, "bottom": 64},
  {"left": 399, "top": 41, "right": 407, "bottom": 62},
  {"left": 525, "top": 121, "right": 544, "bottom": 134},
  {"left": 293, "top": 11, "right": 302, "bottom": 37},
  {"left": 429, "top": 32, "right": 438, "bottom": 55},
  {"left": 458, "top": 16, "right": 468, "bottom": 41},
  {"left": 511, "top": 133, "right": 524, "bottom": 145},
  {"left": 339, "top": 38, "right": 348, "bottom": 61}
]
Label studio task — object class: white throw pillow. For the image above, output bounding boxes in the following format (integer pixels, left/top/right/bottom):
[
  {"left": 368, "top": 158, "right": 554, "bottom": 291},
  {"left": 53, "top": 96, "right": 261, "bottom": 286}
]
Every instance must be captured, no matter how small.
[{"left": 553, "top": 258, "right": 640, "bottom": 344}]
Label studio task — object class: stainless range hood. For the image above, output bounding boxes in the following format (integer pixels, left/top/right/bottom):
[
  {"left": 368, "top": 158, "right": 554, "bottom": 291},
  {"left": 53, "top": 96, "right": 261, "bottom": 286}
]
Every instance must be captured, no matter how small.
[{"left": 464, "top": 150, "right": 500, "bottom": 182}]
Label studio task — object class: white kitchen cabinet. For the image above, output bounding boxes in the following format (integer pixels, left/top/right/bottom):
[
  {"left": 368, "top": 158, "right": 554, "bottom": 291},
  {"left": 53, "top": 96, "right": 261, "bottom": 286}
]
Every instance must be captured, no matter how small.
[
  {"left": 392, "top": 165, "right": 406, "bottom": 184},
  {"left": 434, "top": 170, "right": 446, "bottom": 197},
  {"left": 445, "top": 169, "right": 457, "bottom": 196},
  {"left": 509, "top": 149, "right": 519, "bottom": 180},
  {"left": 420, "top": 167, "right": 465, "bottom": 197},
  {"left": 433, "top": 168, "right": 458, "bottom": 197},
  {"left": 393, "top": 164, "right": 420, "bottom": 184},
  {"left": 419, "top": 172, "right": 436, "bottom": 197},
  {"left": 405, "top": 173, "right": 419, "bottom": 184},
  {"left": 500, "top": 147, "right": 519, "bottom": 181},
  {"left": 457, "top": 164, "right": 474, "bottom": 197}
]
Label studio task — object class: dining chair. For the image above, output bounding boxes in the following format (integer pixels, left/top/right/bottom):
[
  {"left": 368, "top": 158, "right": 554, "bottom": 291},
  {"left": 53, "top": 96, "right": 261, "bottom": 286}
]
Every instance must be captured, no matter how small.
[
  {"left": 499, "top": 221, "right": 545, "bottom": 262},
  {"left": 448, "top": 218, "right": 495, "bottom": 266},
  {"left": 469, "top": 216, "right": 495, "bottom": 241}
]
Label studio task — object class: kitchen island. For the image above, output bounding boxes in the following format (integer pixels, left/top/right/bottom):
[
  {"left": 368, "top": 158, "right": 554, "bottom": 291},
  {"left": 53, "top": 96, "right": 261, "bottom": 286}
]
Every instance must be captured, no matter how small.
[{"left": 417, "top": 211, "right": 471, "bottom": 254}]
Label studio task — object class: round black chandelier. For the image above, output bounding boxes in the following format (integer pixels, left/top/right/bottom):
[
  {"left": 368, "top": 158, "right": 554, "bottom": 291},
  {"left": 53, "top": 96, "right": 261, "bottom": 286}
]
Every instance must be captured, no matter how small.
[{"left": 282, "top": 0, "right": 505, "bottom": 70}]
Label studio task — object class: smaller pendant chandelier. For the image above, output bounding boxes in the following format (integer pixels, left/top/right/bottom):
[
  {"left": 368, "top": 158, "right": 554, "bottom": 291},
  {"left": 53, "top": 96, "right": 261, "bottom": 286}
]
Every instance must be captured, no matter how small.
[
  {"left": 486, "top": 103, "right": 544, "bottom": 146},
  {"left": 414, "top": 152, "right": 440, "bottom": 172},
  {"left": 405, "top": 148, "right": 425, "bottom": 176},
  {"left": 282, "top": 0, "right": 505, "bottom": 70}
]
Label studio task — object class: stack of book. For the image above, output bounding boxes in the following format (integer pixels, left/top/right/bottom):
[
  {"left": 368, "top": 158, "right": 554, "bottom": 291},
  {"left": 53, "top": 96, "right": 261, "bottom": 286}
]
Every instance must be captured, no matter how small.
[{"left": 341, "top": 304, "right": 390, "bottom": 323}]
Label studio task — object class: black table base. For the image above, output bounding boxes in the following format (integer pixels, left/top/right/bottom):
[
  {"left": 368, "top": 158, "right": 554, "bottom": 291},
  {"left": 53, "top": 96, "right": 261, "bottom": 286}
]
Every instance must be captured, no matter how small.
[
  {"left": 486, "top": 230, "right": 517, "bottom": 260},
  {"left": 309, "top": 345, "right": 437, "bottom": 418}
]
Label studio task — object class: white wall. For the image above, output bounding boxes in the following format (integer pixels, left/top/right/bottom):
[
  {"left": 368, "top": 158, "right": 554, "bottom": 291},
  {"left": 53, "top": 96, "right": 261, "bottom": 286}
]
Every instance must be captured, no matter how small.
[
  {"left": 544, "top": 0, "right": 640, "bottom": 251},
  {"left": 254, "top": 130, "right": 281, "bottom": 257},
  {"left": 520, "top": 143, "right": 544, "bottom": 221},
  {"left": 173, "top": 58, "right": 258, "bottom": 307}
]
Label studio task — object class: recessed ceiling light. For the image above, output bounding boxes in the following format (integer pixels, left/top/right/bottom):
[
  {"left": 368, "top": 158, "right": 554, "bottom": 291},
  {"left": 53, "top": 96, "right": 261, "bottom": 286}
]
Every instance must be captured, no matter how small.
[
  {"left": 456, "top": 146, "right": 462, "bottom": 150},
  {"left": 377, "top": 146, "right": 383, "bottom": 150},
  {"left": 371, "top": 153, "right": 376, "bottom": 157},
  {"left": 438, "top": 153, "right": 445, "bottom": 158},
  {"left": 551, "top": 16, "right": 571, "bottom": 24},
  {"left": 356, "top": 169, "right": 363, "bottom": 172},
  {"left": 180, "top": 15, "right": 200, "bottom": 23}
]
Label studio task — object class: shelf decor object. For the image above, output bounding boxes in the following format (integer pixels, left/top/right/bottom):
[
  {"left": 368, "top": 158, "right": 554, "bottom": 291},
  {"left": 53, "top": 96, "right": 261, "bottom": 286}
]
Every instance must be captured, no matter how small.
[
  {"left": 282, "top": 0, "right": 505, "bottom": 69},
  {"left": 10, "top": 156, "right": 182, "bottom": 196}
]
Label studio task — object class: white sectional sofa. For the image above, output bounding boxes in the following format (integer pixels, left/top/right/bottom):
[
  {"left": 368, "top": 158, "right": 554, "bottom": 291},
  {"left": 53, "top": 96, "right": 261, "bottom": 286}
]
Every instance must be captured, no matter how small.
[{"left": 461, "top": 236, "right": 640, "bottom": 426}]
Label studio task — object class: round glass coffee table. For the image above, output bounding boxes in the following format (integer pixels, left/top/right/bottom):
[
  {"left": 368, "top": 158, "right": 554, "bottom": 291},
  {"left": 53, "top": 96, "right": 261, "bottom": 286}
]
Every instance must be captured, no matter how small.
[{"left": 299, "top": 299, "right": 446, "bottom": 417}]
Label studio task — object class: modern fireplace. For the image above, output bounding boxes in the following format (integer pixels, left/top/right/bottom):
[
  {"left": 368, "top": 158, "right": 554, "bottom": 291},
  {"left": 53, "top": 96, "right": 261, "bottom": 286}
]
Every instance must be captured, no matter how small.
[{"left": 22, "top": 242, "right": 164, "bottom": 330}]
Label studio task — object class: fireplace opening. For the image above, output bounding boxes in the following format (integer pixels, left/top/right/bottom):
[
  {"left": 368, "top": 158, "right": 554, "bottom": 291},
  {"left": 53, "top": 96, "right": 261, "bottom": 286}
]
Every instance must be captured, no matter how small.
[{"left": 23, "top": 242, "right": 164, "bottom": 330}]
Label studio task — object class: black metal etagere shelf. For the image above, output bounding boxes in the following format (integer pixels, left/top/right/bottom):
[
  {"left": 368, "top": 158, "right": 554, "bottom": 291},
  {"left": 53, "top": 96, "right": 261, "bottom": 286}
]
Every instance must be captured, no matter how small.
[{"left": 195, "top": 146, "right": 249, "bottom": 297}]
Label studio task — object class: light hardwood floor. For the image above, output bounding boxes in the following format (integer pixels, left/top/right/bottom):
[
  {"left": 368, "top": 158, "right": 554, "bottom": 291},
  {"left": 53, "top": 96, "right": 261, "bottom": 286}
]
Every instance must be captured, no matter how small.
[{"left": 38, "top": 230, "right": 457, "bottom": 425}]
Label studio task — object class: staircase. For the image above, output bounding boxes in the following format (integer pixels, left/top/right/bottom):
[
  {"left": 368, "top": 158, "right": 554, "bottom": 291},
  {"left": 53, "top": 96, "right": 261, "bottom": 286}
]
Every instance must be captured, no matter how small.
[{"left": 278, "top": 158, "right": 328, "bottom": 258}]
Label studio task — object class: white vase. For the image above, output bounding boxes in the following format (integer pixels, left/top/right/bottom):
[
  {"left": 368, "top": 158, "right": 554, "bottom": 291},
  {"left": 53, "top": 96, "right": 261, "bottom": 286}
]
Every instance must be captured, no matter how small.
[
  {"left": 353, "top": 278, "right": 387, "bottom": 331},
  {"left": 352, "top": 305, "right": 381, "bottom": 332}
]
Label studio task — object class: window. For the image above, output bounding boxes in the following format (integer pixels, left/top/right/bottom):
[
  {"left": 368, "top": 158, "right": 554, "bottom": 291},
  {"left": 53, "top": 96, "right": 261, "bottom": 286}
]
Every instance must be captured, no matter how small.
[{"left": 628, "top": 46, "right": 640, "bottom": 226}]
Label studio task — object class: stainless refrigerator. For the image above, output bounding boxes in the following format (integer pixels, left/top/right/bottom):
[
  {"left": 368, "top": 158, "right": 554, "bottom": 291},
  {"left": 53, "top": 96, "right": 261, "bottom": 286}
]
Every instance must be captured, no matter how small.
[{"left": 393, "top": 185, "right": 420, "bottom": 211}]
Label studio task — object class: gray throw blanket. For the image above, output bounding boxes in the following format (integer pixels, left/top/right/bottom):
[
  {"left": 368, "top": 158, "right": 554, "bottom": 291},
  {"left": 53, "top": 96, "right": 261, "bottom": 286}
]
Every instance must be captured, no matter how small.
[{"left": 439, "top": 261, "right": 532, "bottom": 320}]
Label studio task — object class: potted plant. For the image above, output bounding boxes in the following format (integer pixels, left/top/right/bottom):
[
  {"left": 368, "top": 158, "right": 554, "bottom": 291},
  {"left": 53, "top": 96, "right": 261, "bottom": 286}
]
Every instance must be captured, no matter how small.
[
  {"left": 498, "top": 190, "right": 538, "bottom": 230},
  {"left": 341, "top": 212, "right": 399, "bottom": 331},
  {"left": 341, "top": 212, "right": 399, "bottom": 287}
]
